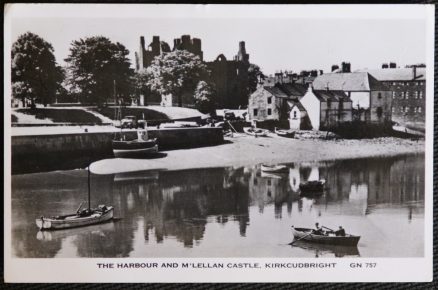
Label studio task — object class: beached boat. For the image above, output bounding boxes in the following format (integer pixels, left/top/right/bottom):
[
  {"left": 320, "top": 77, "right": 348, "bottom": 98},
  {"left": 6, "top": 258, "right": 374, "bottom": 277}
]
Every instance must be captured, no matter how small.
[
  {"left": 243, "top": 127, "right": 269, "bottom": 137},
  {"left": 291, "top": 227, "right": 360, "bottom": 246},
  {"left": 275, "top": 127, "right": 295, "bottom": 138},
  {"left": 261, "top": 164, "right": 289, "bottom": 173},
  {"left": 160, "top": 121, "right": 199, "bottom": 129},
  {"left": 112, "top": 131, "right": 158, "bottom": 157},
  {"left": 299, "top": 180, "right": 325, "bottom": 193},
  {"left": 36, "top": 166, "right": 114, "bottom": 231}
]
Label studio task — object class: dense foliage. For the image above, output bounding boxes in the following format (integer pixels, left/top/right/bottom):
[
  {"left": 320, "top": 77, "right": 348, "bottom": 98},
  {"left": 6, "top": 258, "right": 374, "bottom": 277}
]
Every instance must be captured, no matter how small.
[
  {"left": 64, "top": 36, "right": 133, "bottom": 106},
  {"left": 11, "top": 32, "right": 64, "bottom": 107}
]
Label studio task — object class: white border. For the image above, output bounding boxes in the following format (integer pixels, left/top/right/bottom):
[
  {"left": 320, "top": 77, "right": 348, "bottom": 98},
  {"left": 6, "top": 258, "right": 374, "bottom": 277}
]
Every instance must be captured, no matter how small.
[{"left": 4, "top": 4, "right": 434, "bottom": 283}]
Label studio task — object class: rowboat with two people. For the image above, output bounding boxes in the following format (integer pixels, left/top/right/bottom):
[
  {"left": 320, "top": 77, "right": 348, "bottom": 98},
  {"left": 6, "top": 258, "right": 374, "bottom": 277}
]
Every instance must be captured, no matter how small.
[
  {"left": 35, "top": 166, "right": 114, "bottom": 231},
  {"left": 261, "top": 164, "right": 289, "bottom": 174},
  {"left": 243, "top": 127, "right": 269, "bottom": 137},
  {"left": 290, "top": 224, "right": 360, "bottom": 246}
]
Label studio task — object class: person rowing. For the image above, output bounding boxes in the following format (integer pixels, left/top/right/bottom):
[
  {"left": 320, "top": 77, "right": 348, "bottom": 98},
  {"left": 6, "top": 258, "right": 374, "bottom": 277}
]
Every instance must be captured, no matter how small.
[{"left": 312, "top": 223, "right": 325, "bottom": 235}]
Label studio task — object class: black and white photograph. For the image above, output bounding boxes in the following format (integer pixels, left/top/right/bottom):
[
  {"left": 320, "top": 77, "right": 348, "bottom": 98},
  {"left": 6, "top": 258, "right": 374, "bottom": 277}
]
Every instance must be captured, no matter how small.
[{"left": 4, "top": 4, "right": 434, "bottom": 283}]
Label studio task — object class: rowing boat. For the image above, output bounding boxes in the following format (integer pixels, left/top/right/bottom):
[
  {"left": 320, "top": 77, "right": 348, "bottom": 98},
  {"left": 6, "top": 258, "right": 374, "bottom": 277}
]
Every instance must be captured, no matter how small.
[
  {"left": 36, "top": 205, "right": 114, "bottom": 230},
  {"left": 275, "top": 127, "right": 295, "bottom": 138},
  {"left": 299, "top": 180, "right": 325, "bottom": 193},
  {"left": 243, "top": 127, "right": 269, "bottom": 137},
  {"left": 292, "top": 226, "right": 360, "bottom": 246},
  {"left": 261, "top": 164, "right": 288, "bottom": 173}
]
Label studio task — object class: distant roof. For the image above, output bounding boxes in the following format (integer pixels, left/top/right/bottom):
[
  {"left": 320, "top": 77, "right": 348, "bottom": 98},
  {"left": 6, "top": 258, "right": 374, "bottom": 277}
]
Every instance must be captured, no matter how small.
[
  {"left": 356, "top": 67, "right": 426, "bottom": 81},
  {"left": 278, "top": 83, "right": 307, "bottom": 97},
  {"left": 312, "top": 90, "right": 351, "bottom": 102},
  {"left": 263, "top": 83, "right": 307, "bottom": 99},
  {"left": 313, "top": 72, "right": 389, "bottom": 91}
]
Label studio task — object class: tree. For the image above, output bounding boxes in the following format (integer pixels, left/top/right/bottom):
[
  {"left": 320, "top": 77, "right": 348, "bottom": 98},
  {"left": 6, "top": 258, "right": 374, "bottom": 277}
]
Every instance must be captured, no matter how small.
[
  {"left": 65, "top": 36, "right": 133, "bottom": 106},
  {"left": 11, "top": 32, "right": 64, "bottom": 107},
  {"left": 146, "top": 50, "right": 209, "bottom": 107},
  {"left": 194, "top": 81, "right": 216, "bottom": 114},
  {"left": 248, "top": 63, "right": 263, "bottom": 94}
]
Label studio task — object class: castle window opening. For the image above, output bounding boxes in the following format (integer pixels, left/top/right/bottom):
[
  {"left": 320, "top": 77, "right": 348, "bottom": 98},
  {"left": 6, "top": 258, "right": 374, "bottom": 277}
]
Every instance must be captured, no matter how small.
[{"left": 268, "top": 108, "right": 272, "bottom": 115}]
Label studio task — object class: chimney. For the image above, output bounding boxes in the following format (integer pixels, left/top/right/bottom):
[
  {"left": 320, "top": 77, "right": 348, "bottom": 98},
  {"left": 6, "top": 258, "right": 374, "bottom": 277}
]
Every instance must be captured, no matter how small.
[
  {"left": 413, "top": 66, "right": 417, "bottom": 79},
  {"left": 274, "top": 71, "right": 283, "bottom": 84},
  {"left": 389, "top": 62, "right": 397, "bottom": 69},
  {"left": 331, "top": 65, "right": 339, "bottom": 72},
  {"left": 382, "top": 63, "right": 389, "bottom": 69},
  {"left": 341, "top": 62, "right": 351, "bottom": 73},
  {"left": 325, "top": 82, "right": 330, "bottom": 91}
]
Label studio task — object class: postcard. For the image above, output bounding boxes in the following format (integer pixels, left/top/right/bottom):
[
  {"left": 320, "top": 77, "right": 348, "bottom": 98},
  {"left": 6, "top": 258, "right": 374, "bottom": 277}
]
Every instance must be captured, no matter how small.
[{"left": 4, "top": 3, "right": 434, "bottom": 283}]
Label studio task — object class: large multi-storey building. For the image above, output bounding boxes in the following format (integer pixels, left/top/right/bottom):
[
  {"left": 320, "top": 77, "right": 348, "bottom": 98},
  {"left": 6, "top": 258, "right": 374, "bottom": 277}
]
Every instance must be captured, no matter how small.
[{"left": 357, "top": 65, "right": 425, "bottom": 127}]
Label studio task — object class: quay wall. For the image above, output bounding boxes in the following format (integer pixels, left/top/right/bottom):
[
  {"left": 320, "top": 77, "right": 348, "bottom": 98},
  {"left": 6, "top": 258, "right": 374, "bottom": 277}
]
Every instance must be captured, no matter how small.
[{"left": 12, "top": 127, "right": 224, "bottom": 174}]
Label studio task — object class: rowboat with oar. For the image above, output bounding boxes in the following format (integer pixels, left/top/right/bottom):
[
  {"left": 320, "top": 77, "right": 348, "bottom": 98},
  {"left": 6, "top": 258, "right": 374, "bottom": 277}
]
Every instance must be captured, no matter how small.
[
  {"left": 275, "top": 127, "right": 295, "bottom": 138},
  {"left": 243, "top": 127, "right": 269, "bottom": 137},
  {"left": 291, "top": 226, "right": 360, "bottom": 246}
]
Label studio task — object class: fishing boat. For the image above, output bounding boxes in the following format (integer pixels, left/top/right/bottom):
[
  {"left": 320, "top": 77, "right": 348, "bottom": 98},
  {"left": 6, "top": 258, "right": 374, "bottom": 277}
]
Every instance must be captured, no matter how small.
[
  {"left": 261, "top": 164, "right": 289, "bottom": 173},
  {"left": 243, "top": 127, "right": 269, "bottom": 137},
  {"left": 36, "top": 166, "right": 114, "bottom": 231},
  {"left": 275, "top": 127, "right": 295, "bottom": 138},
  {"left": 291, "top": 226, "right": 360, "bottom": 246},
  {"left": 299, "top": 180, "right": 325, "bottom": 193},
  {"left": 112, "top": 131, "right": 158, "bottom": 157}
]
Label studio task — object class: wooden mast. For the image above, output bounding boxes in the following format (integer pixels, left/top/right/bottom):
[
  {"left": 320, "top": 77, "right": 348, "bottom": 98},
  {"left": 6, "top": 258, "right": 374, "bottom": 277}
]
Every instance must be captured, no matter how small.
[{"left": 88, "top": 166, "right": 91, "bottom": 211}]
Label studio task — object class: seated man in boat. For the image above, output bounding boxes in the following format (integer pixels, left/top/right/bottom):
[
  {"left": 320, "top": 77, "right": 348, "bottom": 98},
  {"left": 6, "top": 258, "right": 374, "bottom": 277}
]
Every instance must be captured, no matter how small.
[
  {"left": 312, "top": 223, "right": 325, "bottom": 235},
  {"left": 335, "top": 226, "right": 346, "bottom": 236}
]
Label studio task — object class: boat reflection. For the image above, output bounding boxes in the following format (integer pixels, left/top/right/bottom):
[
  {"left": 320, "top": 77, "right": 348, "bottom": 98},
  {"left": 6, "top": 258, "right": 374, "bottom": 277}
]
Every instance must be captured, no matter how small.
[{"left": 291, "top": 240, "right": 360, "bottom": 258}]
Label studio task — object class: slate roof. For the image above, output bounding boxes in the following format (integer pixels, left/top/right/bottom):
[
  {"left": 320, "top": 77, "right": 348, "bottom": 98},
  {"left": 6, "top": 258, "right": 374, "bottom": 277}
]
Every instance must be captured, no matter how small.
[
  {"left": 312, "top": 72, "right": 389, "bottom": 92},
  {"left": 287, "top": 100, "right": 307, "bottom": 112},
  {"left": 263, "top": 83, "right": 307, "bottom": 99},
  {"left": 312, "top": 90, "right": 351, "bottom": 102},
  {"left": 356, "top": 68, "right": 426, "bottom": 81}
]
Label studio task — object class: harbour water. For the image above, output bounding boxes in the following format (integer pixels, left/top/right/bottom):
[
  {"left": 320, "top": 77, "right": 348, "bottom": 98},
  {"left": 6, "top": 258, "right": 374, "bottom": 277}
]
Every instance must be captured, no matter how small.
[{"left": 11, "top": 154, "right": 424, "bottom": 258}]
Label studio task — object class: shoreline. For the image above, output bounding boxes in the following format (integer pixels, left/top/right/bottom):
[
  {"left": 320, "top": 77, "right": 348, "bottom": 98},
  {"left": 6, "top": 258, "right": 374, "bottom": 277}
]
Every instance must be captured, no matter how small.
[{"left": 90, "top": 134, "right": 425, "bottom": 175}]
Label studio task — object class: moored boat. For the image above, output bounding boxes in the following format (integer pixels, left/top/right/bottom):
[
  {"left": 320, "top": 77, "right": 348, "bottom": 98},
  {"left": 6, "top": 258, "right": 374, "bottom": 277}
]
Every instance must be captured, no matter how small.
[
  {"left": 299, "top": 180, "right": 325, "bottom": 193},
  {"left": 36, "top": 205, "right": 114, "bottom": 230},
  {"left": 261, "top": 164, "right": 288, "bottom": 173},
  {"left": 275, "top": 127, "right": 295, "bottom": 138},
  {"left": 291, "top": 226, "right": 360, "bottom": 246},
  {"left": 243, "top": 127, "right": 269, "bottom": 137},
  {"left": 112, "top": 131, "right": 158, "bottom": 157}
]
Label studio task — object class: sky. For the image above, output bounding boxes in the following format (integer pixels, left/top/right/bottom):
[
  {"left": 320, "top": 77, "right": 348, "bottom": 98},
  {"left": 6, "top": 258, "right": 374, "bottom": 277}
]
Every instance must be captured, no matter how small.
[{"left": 8, "top": 5, "right": 429, "bottom": 75}]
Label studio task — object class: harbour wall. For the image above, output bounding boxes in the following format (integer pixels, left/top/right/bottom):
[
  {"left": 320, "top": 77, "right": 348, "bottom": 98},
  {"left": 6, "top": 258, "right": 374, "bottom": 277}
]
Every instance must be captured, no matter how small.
[{"left": 12, "top": 127, "right": 224, "bottom": 174}]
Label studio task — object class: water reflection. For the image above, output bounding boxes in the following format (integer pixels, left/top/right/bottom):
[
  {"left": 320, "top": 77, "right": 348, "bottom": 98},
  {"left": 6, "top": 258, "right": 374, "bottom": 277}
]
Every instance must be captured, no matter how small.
[{"left": 12, "top": 154, "right": 424, "bottom": 258}]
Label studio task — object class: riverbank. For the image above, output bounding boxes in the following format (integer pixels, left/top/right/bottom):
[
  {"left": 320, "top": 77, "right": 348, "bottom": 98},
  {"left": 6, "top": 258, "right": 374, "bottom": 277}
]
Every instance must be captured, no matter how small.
[{"left": 90, "top": 133, "right": 425, "bottom": 174}]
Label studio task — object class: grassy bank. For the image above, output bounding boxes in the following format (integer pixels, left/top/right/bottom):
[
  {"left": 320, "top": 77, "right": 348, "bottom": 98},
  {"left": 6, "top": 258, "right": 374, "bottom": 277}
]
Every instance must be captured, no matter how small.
[
  {"left": 15, "top": 108, "right": 102, "bottom": 124},
  {"left": 92, "top": 107, "right": 169, "bottom": 122}
]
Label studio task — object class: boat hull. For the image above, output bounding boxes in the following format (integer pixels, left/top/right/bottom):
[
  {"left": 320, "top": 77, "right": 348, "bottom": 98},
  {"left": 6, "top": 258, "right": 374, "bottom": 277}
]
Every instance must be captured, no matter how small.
[
  {"left": 36, "top": 207, "right": 114, "bottom": 230},
  {"left": 112, "top": 138, "right": 158, "bottom": 157},
  {"left": 243, "top": 127, "right": 268, "bottom": 137},
  {"left": 261, "top": 164, "right": 288, "bottom": 173},
  {"left": 275, "top": 129, "right": 295, "bottom": 138},
  {"left": 292, "top": 227, "right": 360, "bottom": 246}
]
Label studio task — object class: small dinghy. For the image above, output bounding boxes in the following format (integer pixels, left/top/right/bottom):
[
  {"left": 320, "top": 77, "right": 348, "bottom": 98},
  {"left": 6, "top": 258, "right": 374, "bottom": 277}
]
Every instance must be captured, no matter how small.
[
  {"left": 36, "top": 166, "right": 114, "bottom": 231},
  {"left": 291, "top": 226, "right": 360, "bottom": 246},
  {"left": 275, "top": 127, "right": 295, "bottom": 138},
  {"left": 243, "top": 127, "right": 269, "bottom": 137},
  {"left": 299, "top": 180, "right": 325, "bottom": 193},
  {"left": 261, "top": 164, "right": 288, "bottom": 173}
]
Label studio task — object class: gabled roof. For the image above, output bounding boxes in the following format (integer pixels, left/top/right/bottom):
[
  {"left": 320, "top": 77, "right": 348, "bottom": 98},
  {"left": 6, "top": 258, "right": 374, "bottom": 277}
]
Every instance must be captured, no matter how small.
[
  {"left": 264, "top": 86, "right": 289, "bottom": 98},
  {"left": 356, "top": 68, "right": 426, "bottom": 81},
  {"left": 312, "top": 90, "right": 351, "bottom": 102},
  {"left": 278, "top": 83, "right": 307, "bottom": 97},
  {"left": 287, "top": 100, "right": 306, "bottom": 112},
  {"left": 313, "top": 72, "right": 389, "bottom": 91}
]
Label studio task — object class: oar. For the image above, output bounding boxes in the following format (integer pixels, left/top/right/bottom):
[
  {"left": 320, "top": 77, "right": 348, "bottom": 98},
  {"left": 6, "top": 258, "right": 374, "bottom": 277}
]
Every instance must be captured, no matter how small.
[
  {"left": 75, "top": 201, "right": 84, "bottom": 213},
  {"left": 289, "top": 229, "right": 314, "bottom": 245},
  {"left": 322, "top": 226, "right": 335, "bottom": 232}
]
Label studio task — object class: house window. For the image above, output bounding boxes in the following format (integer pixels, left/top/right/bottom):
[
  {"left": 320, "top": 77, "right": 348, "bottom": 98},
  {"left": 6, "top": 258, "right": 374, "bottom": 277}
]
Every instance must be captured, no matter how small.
[
  {"left": 419, "top": 91, "right": 423, "bottom": 99},
  {"left": 418, "top": 107, "right": 422, "bottom": 113},
  {"left": 414, "top": 91, "right": 418, "bottom": 99},
  {"left": 401, "top": 106, "right": 406, "bottom": 113},
  {"left": 402, "top": 92, "right": 406, "bottom": 99},
  {"left": 253, "top": 109, "right": 258, "bottom": 116},
  {"left": 293, "top": 111, "right": 297, "bottom": 118},
  {"left": 267, "top": 180, "right": 271, "bottom": 186},
  {"left": 406, "top": 91, "right": 409, "bottom": 99},
  {"left": 392, "top": 91, "right": 396, "bottom": 99},
  {"left": 378, "top": 92, "right": 382, "bottom": 99},
  {"left": 414, "top": 107, "right": 417, "bottom": 113},
  {"left": 377, "top": 107, "right": 383, "bottom": 118},
  {"left": 267, "top": 108, "right": 272, "bottom": 115},
  {"left": 405, "top": 106, "right": 410, "bottom": 112},
  {"left": 267, "top": 97, "right": 272, "bottom": 104},
  {"left": 392, "top": 82, "right": 397, "bottom": 86},
  {"left": 392, "top": 107, "right": 395, "bottom": 113}
]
